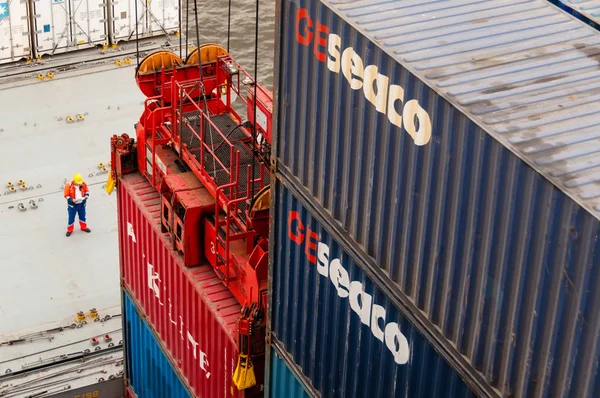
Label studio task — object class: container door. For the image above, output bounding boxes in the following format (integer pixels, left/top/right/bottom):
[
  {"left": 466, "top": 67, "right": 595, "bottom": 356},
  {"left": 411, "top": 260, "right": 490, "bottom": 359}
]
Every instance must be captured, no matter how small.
[
  {"left": 146, "top": 0, "right": 178, "bottom": 37},
  {"left": 0, "top": 0, "right": 32, "bottom": 63},
  {"left": 109, "top": 0, "right": 134, "bottom": 43},
  {"left": 70, "top": 0, "right": 107, "bottom": 47},
  {"left": 33, "top": 0, "right": 71, "bottom": 56}
]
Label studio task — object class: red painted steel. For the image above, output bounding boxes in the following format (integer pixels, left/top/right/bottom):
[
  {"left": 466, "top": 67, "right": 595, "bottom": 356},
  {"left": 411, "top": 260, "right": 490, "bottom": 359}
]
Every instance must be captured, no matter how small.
[
  {"left": 125, "top": 385, "right": 136, "bottom": 398},
  {"left": 128, "top": 49, "right": 271, "bottom": 310},
  {"left": 117, "top": 171, "right": 264, "bottom": 397}
]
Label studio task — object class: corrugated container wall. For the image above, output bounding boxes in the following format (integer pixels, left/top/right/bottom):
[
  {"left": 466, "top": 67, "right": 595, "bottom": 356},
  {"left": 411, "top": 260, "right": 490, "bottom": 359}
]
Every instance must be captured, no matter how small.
[
  {"left": 123, "top": 290, "right": 192, "bottom": 398},
  {"left": 270, "top": 179, "right": 478, "bottom": 398},
  {"left": 32, "top": 0, "right": 108, "bottom": 56},
  {"left": 274, "top": 0, "right": 600, "bottom": 396},
  {"left": 268, "top": 348, "right": 312, "bottom": 398},
  {"left": 117, "top": 172, "right": 264, "bottom": 397},
  {"left": 0, "top": 0, "right": 32, "bottom": 63},
  {"left": 110, "top": 0, "right": 179, "bottom": 43}
]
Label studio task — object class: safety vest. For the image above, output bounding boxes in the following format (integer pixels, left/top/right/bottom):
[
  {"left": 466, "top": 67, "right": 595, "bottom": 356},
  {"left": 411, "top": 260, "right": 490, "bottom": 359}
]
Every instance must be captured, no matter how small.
[{"left": 64, "top": 181, "right": 89, "bottom": 200}]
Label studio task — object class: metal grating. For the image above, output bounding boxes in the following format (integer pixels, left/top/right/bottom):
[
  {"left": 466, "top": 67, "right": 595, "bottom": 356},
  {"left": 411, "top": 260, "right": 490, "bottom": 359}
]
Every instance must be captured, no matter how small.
[{"left": 179, "top": 111, "right": 269, "bottom": 217}]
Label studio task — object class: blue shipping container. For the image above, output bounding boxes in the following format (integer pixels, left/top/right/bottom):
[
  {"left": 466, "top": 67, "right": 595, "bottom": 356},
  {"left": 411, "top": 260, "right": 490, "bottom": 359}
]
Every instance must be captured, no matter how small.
[
  {"left": 274, "top": 0, "right": 600, "bottom": 396},
  {"left": 270, "top": 179, "right": 477, "bottom": 398},
  {"left": 123, "top": 290, "right": 192, "bottom": 398},
  {"left": 268, "top": 346, "right": 313, "bottom": 398}
]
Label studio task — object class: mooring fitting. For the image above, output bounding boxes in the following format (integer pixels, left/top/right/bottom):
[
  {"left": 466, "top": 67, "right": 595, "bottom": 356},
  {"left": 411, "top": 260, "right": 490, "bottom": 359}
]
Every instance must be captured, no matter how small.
[{"left": 75, "top": 311, "right": 86, "bottom": 323}]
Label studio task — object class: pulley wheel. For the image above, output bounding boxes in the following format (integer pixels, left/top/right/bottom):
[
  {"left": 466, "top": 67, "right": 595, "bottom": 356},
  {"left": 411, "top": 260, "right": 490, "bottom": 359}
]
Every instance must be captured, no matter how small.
[
  {"left": 185, "top": 43, "right": 228, "bottom": 65},
  {"left": 135, "top": 50, "right": 184, "bottom": 97}
]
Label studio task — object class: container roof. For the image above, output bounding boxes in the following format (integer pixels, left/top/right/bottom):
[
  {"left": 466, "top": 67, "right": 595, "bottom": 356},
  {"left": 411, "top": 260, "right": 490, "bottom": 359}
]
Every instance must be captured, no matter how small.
[
  {"left": 327, "top": 0, "right": 600, "bottom": 220},
  {"left": 554, "top": 0, "right": 600, "bottom": 26}
]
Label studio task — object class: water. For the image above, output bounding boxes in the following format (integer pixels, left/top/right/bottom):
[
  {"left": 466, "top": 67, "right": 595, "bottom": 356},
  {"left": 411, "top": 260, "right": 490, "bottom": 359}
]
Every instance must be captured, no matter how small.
[{"left": 183, "top": 0, "right": 276, "bottom": 91}]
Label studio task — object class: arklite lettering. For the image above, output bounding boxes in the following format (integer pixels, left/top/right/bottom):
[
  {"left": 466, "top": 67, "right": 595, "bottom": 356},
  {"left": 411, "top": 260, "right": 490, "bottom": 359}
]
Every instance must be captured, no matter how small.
[
  {"left": 143, "top": 252, "right": 211, "bottom": 377},
  {"left": 295, "top": 8, "right": 432, "bottom": 146},
  {"left": 288, "top": 211, "right": 410, "bottom": 365}
]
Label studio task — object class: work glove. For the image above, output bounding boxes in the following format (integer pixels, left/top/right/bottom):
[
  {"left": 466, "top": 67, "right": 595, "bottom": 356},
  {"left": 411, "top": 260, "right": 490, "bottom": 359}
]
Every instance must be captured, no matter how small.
[
  {"left": 67, "top": 198, "right": 74, "bottom": 206},
  {"left": 83, "top": 199, "right": 87, "bottom": 207}
]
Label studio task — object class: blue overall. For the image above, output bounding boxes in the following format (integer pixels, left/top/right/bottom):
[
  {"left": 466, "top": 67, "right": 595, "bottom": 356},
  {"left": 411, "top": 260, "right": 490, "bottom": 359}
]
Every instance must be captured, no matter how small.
[{"left": 67, "top": 202, "right": 87, "bottom": 231}]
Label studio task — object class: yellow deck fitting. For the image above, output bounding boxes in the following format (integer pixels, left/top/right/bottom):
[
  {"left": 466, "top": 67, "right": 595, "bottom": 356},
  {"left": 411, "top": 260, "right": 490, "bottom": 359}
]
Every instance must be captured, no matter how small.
[
  {"left": 37, "top": 74, "right": 44, "bottom": 81},
  {"left": 124, "top": 58, "right": 131, "bottom": 65},
  {"left": 66, "top": 116, "right": 74, "bottom": 123},
  {"left": 75, "top": 311, "right": 86, "bottom": 323},
  {"left": 97, "top": 162, "right": 105, "bottom": 169},
  {"left": 8, "top": 186, "right": 16, "bottom": 192},
  {"left": 17, "top": 179, "right": 24, "bottom": 185},
  {"left": 19, "top": 184, "right": 27, "bottom": 190},
  {"left": 6, "top": 182, "right": 13, "bottom": 187},
  {"left": 100, "top": 167, "right": 108, "bottom": 172},
  {"left": 115, "top": 59, "right": 122, "bottom": 66},
  {"left": 76, "top": 114, "right": 84, "bottom": 121},
  {"left": 89, "top": 308, "right": 99, "bottom": 320},
  {"left": 111, "top": 43, "right": 117, "bottom": 49},
  {"left": 46, "top": 72, "right": 55, "bottom": 79}
]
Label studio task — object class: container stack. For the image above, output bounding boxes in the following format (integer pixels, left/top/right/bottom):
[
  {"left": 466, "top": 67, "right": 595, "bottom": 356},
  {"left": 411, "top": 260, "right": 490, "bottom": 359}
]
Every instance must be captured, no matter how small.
[
  {"left": 118, "top": 172, "right": 265, "bottom": 398},
  {"left": 268, "top": 0, "right": 600, "bottom": 397},
  {"left": 0, "top": 0, "right": 179, "bottom": 64},
  {"left": 112, "top": 45, "right": 272, "bottom": 397}
]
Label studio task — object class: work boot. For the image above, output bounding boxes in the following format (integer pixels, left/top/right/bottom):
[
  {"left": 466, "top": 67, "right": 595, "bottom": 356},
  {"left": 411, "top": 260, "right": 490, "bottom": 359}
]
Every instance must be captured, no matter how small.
[
  {"left": 83, "top": 228, "right": 91, "bottom": 233},
  {"left": 66, "top": 231, "right": 72, "bottom": 237}
]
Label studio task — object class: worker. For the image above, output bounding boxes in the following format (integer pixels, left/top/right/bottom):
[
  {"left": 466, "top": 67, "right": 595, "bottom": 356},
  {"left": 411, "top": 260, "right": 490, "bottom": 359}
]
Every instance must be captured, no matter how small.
[{"left": 64, "top": 174, "right": 91, "bottom": 237}]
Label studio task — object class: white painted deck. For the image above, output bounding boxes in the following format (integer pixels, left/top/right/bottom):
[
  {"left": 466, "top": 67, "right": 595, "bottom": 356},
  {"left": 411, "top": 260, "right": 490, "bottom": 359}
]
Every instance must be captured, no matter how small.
[{"left": 0, "top": 64, "right": 143, "bottom": 337}]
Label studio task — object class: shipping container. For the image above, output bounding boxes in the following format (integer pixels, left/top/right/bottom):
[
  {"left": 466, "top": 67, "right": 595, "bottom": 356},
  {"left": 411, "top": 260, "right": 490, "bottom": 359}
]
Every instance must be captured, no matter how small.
[
  {"left": 274, "top": 0, "right": 600, "bottom": 396},
  {"left": 268, "top": 346, "right": 312, "bottom": 398},
  {"left": 31, "top": 0, "right": 108, "bottom": 57},
  {"left": 110, "top": 0, "right": 179, "bottom": 43},
  {"left": 270, "top": 179, "right": 479, "bottom": 398},
  {"left": 123, "top": 290, "right": 192, "bottom": 398},
  {"left": 547, "top": 0, "right": 600, "bottom": 29},
  {"left": 117, "top": 171, "right": 265, "bottom": 397},
  {"left": 0, "top": 0, "right": 32, "bottom": 64}
]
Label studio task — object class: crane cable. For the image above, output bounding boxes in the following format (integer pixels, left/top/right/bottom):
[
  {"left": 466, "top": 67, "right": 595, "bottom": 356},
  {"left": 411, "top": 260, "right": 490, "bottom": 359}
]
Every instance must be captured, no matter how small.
[
  {"left": 192, "top": 0, "right": 217, "bottom": 178},
  {"left": 227, "top": 0, "right": 232, "bottom": 52},
  {"left": 178, "top": 0, "right": 182, "bottom": 59},
  {"left": 185, "top": 0, "right": 190, "bottom": 59},
  {"left": 250, "top": 0, "right": 260, "bottom": 206},
  {"left": 134, "top": 0, "right": 139, "bottom": 66}
]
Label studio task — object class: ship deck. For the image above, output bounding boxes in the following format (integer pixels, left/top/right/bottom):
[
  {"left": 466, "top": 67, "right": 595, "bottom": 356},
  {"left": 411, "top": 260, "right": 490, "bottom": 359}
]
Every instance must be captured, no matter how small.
[{"left": 0, "top": 55, "right": 145, "bottom": 396}]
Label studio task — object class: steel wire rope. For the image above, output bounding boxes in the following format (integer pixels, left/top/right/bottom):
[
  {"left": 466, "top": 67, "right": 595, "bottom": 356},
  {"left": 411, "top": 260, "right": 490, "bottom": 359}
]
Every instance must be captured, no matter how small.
[
  {"left": 185, "top": 0, "right": 190, "bottom": 59},
  {"left": 134, "top": 0, "right": 140, "bottom": 66},
  {"left": 250, "top": 0, "right": 260, "bottom": 209},
  {"left": 0, "top": 328, "right": 122, "bottom": 365},
  {"left": 227, "top": 0, "right": 232, "bottom": 52},
  {"left": 1, "top": 358, "right": 119, "bottom": 395},
  {"left": 192, "top": 0, "right": 217, "bottom": 178},
  {"left": 179, "top": 0, "right": 183, "bottom": 59}
]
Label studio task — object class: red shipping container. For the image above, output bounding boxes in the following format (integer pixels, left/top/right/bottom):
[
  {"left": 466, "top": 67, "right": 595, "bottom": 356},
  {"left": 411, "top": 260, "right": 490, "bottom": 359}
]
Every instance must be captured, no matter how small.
[{"left": 117, "top": 172, "right": 264, "bottom": 397}]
